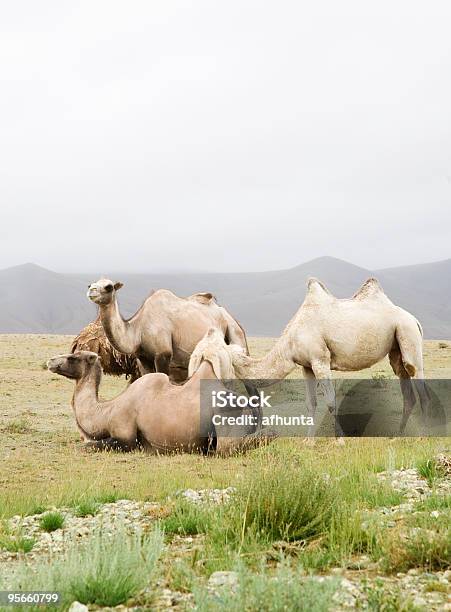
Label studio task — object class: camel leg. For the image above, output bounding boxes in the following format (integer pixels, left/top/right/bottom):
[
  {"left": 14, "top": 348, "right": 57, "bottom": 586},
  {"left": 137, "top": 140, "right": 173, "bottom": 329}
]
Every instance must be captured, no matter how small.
[
  {"left": 154, "top": 352, "right": 172, "bottom": 375},
  {"left": 311, "top": 359, "right": 345, "bottom": 439},
  {"left": 394, "top": 325, "right": 431, "bottom": 428},
  {"left": 244, "top": 381, "right": 262, "bottom": 431},
  {"left": 303, "top": 366, "right": 317, "bottom": 443},
  {"left": 136, "top": 356, "right": 155, "bottom": 376},
  {"left": 389, "top": 345, "right": 417, "bottom": 434}
]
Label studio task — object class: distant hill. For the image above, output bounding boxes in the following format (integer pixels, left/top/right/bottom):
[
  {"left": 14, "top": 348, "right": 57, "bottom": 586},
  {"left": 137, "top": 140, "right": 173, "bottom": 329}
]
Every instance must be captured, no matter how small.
[{"left": 0, "top": 257, "right": 450, "bottom": 338}]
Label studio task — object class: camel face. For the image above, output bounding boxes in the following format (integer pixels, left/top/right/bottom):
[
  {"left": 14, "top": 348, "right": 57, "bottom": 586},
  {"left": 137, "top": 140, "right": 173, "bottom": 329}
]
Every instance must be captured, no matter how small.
[
  {"left": 87, "top": 279, "right": 123, "bottom": 305},
  {"left": 48, "top": 351, "right": 98, "bottom": 380}
]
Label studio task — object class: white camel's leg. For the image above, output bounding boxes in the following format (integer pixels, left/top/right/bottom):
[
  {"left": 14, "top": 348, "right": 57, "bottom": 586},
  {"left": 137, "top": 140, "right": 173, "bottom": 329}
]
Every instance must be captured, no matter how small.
[
  {"left": 395, "top": 324, "right": 431, "bottom": 426},
  {"left": 303, "top": 366, "right": 317, "bottom": 444},
  {"left": 311, "top": 359, "right": 345, "bottom": 439},
  {"left": 389, "top": 345, "right": 416, "bottom": 434}
]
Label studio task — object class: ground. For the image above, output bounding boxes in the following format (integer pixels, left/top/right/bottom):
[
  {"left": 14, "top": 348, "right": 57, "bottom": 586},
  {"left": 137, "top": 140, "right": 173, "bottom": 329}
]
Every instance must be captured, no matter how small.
[{"left": 0, "top": 335, "right": 450, "bottom": 611}]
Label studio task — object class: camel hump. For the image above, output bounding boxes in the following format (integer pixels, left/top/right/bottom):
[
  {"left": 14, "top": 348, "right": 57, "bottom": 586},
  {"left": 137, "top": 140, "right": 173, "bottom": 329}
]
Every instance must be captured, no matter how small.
[
  {"left": 188, "top": 292, "right": 216, "bottom": 305},
  {"left": 352, "top": 277, "right": 384, "bottom": 299},
  {"left": 306, "top": 277, "right": 332, "bottom": 295}
]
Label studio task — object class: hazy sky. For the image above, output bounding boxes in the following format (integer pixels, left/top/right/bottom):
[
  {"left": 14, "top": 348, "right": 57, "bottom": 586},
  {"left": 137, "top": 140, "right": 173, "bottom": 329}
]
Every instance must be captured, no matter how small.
[{"left": 1, "top": 1, "right": 451, "bottom": 273}]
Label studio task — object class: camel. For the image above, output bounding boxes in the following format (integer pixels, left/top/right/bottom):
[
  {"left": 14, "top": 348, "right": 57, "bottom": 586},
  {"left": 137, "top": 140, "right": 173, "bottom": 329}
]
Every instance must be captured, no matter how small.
[
  {"left": 47, "top": 350, "right": 269, "bottom": 455},
  {"left": 86, "top": 279, "right": 249, "bottom": 381},
  {"left": 71, "top": 316, "right": 187, "bottom": 384},
  {"left": 188, "top": 278, "right": 430, "bottom": 437}
]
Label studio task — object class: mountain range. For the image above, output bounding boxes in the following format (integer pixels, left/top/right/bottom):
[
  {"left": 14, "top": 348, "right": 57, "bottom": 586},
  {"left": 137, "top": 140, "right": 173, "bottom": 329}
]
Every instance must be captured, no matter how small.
[{"left": 0, "top": 257, "right": 448, "bottom": 339}]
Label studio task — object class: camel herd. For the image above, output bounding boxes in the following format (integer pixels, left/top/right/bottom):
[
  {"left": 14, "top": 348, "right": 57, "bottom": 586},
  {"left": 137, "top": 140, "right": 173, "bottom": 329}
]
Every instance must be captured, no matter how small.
[{"left": 48, "top": 276, "right": 430, "bottom": 453}]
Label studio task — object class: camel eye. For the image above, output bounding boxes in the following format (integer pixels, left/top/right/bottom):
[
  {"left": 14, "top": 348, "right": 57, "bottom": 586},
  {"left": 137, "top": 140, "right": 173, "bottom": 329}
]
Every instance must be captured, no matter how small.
[{"left": 105, "top": 284, "right": 113, "bottom": 292}]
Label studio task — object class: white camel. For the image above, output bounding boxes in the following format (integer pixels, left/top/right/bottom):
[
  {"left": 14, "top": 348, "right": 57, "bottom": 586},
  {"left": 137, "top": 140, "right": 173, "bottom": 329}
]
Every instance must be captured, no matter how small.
[{"left": 189, "top": 278, "right": 430, "bottom": 437}]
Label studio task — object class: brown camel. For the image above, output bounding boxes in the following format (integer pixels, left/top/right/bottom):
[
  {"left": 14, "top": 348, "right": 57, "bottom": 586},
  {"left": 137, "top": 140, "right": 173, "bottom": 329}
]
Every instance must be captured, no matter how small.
[
  {"left": 86, "top": 279, "right": 249, "bottom": 381},
  {"left": 189, "top": 278, "right": 431, "bottom": 437},
  {"left": 71, "top": 316, "right": 187, "bottom": 384},
  {"left": 47, "top": 350, "right": 267, "bottom": 455}
]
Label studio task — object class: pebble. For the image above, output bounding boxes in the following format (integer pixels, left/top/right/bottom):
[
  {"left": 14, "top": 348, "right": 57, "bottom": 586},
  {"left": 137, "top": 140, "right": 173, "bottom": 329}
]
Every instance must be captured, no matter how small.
[
  {"left": 68, "top": 603, "right": 88, "bottom": 612},
  {"left": 208, "top": 571, "right": 239, "bottom": 590},
  {"left": 177, "top": 487, "right": 236, "bottom": 505}
]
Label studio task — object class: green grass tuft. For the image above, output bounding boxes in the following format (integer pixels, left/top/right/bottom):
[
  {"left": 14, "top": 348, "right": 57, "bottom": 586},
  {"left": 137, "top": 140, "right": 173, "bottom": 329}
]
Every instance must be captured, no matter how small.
[
  {"left": 3, "top": 417, "right": 33, "bottom": 434},
  {"left": 73, "top": 500, "right": 100, "bottom": 518},
  {"left": 0, "top": 525, "right": 35, "bottom": 553},
  {"left": 39, "top": 511, "right": 65, "bottom": 532},
  {"left": 416, "top": 458, "right": 438, "bottom": 486},
  {"left": 162, "top": 500, "right": 213, "bottom": 536},
  {"left": 95, "top": 491, "right": 125, "bottom": 504},
  {"left": 27, "top": 504, "right": 46, "bottom": 516},
  {"left": 234, "top": 458, "right": 334, "bottom": 543}
]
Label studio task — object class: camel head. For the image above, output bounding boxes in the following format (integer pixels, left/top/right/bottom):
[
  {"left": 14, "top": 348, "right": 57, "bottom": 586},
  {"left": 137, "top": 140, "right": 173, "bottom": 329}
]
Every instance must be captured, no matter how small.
[
  {"left": 48, "top": 351, "right": 100, "bottom": 380},
  {"left": 87, "top": 278, "right": 124, "bottom": 305},
  {"left": 188, "top": 328, "right": 245, "bottom": 379}
]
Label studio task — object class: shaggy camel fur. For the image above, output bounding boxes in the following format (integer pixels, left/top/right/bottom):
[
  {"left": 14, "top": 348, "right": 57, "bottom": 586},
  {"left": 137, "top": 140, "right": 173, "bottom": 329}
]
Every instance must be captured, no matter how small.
[
  {"left": 189, "top": 278, "right": 430, "bottom": 436},
  {"left": 87, "top": 279, "right": 248, "bottom": 380},
  {"left": 71, "top": 316, "right": 140, "bottom": 382},
  {"left": 47, "top": 350, "right": 266, "bottom": 455}
]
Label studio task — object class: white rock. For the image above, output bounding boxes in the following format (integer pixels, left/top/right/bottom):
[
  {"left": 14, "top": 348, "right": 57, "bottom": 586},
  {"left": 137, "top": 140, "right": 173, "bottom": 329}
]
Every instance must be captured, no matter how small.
[
  {"left": 68, "top": 602, "right": 88, "bottom": 612},
  {"left": 412, "top": 596, "right": 427, "bottom": 608},
  {"left": 208, "top": 571, "right": 239, "bottom": 590}
]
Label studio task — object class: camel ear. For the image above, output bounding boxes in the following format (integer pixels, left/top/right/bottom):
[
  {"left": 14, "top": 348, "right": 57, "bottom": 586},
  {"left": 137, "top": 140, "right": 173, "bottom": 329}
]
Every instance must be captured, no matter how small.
[
  {"left": 86, "top": 354, "right": 98, "bottom": 365},
  {"left": 188, "top": 352, "right": 202, "bottom": 378},
  {"left": 114, "top": 282, "right": 124, "bottom": 291}
]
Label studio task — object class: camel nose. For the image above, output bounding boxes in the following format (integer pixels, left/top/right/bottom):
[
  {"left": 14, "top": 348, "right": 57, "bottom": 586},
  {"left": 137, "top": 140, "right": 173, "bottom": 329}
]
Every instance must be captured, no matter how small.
[
  {"left": 47, "top": 358, "right": 60, "bottom": 373},
  {"left": 87, "top": 286, "right": 99, "bottom": 299}
]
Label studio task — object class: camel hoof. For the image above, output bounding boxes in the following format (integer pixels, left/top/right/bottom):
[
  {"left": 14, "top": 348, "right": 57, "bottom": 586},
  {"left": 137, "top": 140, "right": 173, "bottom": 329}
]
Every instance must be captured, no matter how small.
[{"left": 333, "top": 437, "right": 346, "bottom": 446}]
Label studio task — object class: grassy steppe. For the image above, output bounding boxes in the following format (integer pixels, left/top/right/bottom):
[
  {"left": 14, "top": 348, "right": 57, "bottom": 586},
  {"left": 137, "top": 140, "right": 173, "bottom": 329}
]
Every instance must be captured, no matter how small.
[{"left": 1, "top": 335, "right": 450, "bottom": 518}]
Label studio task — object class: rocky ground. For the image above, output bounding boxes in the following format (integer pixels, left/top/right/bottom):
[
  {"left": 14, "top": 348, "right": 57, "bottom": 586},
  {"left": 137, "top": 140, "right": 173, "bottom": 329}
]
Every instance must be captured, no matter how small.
[{"left": 1, "top": 461, "right": 450, "bottom": 611}]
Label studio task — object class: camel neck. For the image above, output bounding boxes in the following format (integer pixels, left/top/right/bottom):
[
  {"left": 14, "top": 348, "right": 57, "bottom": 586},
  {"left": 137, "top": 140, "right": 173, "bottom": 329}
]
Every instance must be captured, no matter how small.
[
  {"left": 188, "top": 360, "right": 217, "bottom": 383},
  {"left": 99, "top": 298, "right": 138, "bottom": 354},
  {"left": 241, "top": 339, "right": 296, "bottom": 380},
  {"left": 72, "top": 366, "right": 110, "bottom": 440}
]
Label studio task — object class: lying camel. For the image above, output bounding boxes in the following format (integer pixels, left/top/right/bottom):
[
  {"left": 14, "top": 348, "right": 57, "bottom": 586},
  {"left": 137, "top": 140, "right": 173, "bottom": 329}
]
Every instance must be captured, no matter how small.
[
  {"left": 189, "top": 278, "right": 430, "bottom": 436},
  {"left": 86, "top": 279, "right": 249, "bottom": 381},
  {"left": 47, "top": 349, "right": 267, "bottom": 455}
]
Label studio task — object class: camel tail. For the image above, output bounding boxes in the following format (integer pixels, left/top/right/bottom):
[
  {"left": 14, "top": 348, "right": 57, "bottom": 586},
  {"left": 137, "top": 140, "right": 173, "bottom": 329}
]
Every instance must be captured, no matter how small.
[
  {"left": 416, "top": 319, "right": 424, "bottom": 338},
  {"left": 218, "top": 304, "right": 250, "bottom": 355}
]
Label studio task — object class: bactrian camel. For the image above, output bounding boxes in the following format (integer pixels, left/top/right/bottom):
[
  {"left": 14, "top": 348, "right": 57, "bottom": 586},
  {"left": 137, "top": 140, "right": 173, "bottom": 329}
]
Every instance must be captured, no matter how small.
[
  {"left": 71, "top": 316, "right": 186, "bottom": 384},
  {"left": 86, "top": 279, "right": 249, "bottom": 382},
  {"left": 189, "top": 278, "right": 430, "bottom": 437},
  {"left": 47, "top": 350, "right": 267, "bottom": 455}
]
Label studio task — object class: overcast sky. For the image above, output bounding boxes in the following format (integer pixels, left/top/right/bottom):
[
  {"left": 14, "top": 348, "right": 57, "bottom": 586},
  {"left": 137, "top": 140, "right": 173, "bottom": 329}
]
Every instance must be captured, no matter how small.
[{"left": 1, "top": 1, "right": 451, "bottom": 273}]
